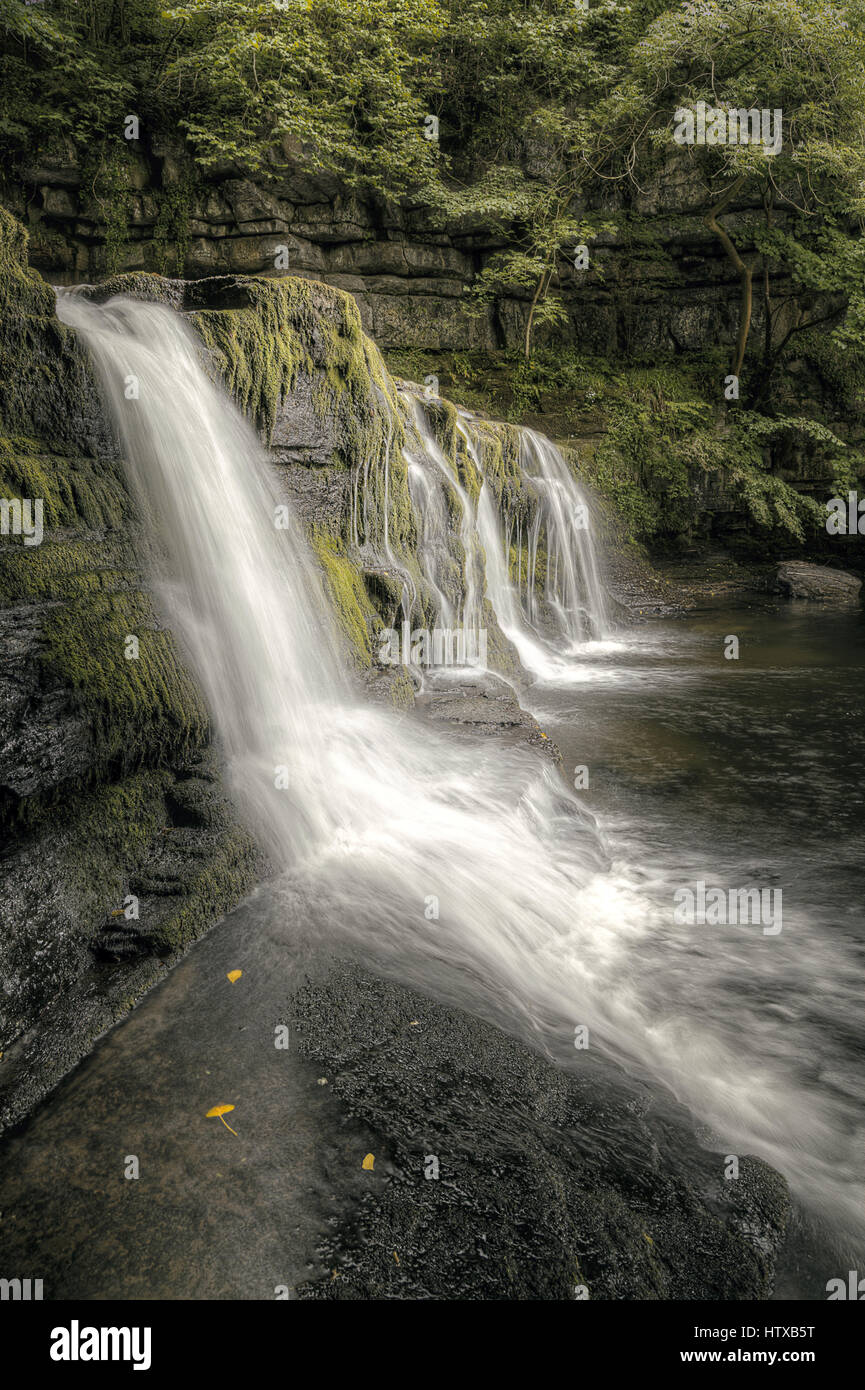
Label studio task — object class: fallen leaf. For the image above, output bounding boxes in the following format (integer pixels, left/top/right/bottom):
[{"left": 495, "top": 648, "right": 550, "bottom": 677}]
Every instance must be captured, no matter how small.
[
  {"left": 362, "top": 1153, "right": 375, "bottom": 1170},
  {"left": 393, "top": 1251, "right": 400, "bottom": 1265},
  {"left": 206, "top": 1104, "right": 238, "bottom": 1135},
  {"left": 226, "top": 969, "right": 243, "bottom": 984}
]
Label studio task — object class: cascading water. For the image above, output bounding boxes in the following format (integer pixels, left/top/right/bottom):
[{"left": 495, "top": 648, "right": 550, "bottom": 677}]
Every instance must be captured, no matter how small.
[
  {"left": 56, "top": 290, "right": 865, "bottom": 1261},
  {"left": 379, "top": 387, "right": 615, "bottom": 681},
  {"left": 519, "top": 427, "right": 611, "bottom": 644},
  {"left": 400, "top": 394, "right": 487, "bottom": 674}
]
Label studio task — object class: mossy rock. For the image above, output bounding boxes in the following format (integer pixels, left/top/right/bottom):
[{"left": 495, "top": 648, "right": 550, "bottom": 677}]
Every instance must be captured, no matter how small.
[{"left": 311, "top": 529, "right": 378, "bottom": 669}]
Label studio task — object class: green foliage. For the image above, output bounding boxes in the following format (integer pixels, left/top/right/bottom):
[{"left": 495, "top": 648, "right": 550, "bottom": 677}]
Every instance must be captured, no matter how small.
[
  {"left": 153, "top": 173, "right": 198, "bottom": 276},
  {"left": 161, "top": 0, "right": 445, "bottom": 190}
]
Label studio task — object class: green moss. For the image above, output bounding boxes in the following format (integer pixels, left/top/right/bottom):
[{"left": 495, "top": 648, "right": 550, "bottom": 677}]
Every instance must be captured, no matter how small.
[
  {"left": 387, "top": 668, "right": 416, "bottom": 709},
  {"left": 508, "top": 541, "right": 547, "bottom": 590},
  {"left": 0, "top": 539, "right": 134, "bottom": 605},
  {"left": 311, "top": 528, "right": 378, "bottom": 668},
  {"left": 0, "top": 440, "right": 130, "bottom": 531},
  {"left": 145, "top": 824, "right": 260, "bottom": 954},
  {"left": 192, "top": 297, "right": 305, "bottom": 442},
  {"left": 40, "top": 589, "right": 210, "bottom": 769},
  {"left": 0, "top": 207, "right": 55, "bottom": 321},
  {"left": 188, "top": 275, "right": 402, "bottom": 449},
  {"left": 471, "top": 419, "right": 527, "bottom": 517},
  {"left": 68, "top": 772, "right": 171, "bottom": 871}
]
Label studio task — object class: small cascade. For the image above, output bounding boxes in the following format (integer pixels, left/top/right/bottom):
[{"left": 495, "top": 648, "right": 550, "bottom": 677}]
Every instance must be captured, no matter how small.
[
  {"left": 352, "top": 384, "right": 613, "bottom": 681},
  {"left": 519, "top": 428, "right": 611, "bottom": 645},
  {"left": 402, "top": 395, "right": 487, "bottom": 670}
]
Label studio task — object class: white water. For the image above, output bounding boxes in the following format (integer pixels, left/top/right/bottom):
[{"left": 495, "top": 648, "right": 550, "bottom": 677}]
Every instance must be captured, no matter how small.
[
  {"left": 404, "top": 395, "right": 485, "bottom": 645},
  {"left": 57, "top": 291, "right": 864, "bottom": 1256},
  {"left": 392, "top": 391, "right": 615, "bottom": 681},
  {"left": 519, "top": 427, "right": 611, "bottom": 643}
]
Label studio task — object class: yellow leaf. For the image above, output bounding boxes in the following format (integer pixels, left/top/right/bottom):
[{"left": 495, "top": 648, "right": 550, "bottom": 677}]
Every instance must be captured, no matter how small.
[
  {"left": 207, "top": 1104, "right": 238, "bottom": 1135},
  {"left": 227, "top": 969, "right": 243, "bottom": 983},
  {"left": 362, "top": 1153, "right": 375, "bottom": 1170}
]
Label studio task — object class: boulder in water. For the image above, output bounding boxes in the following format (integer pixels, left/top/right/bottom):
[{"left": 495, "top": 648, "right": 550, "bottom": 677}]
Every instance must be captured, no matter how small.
[{"left": 773, "top": 561, "right": 861, "bottom": 603}]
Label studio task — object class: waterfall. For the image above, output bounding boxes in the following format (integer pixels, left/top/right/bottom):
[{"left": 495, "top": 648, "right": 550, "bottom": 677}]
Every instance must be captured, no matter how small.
[
  {"left": 56, "top": 290, "right": 863, "bottom": 1244},
  {"left": 402, "top": 394, "right": 486, "bottom": 664},
  {"left": 519, "top": 428, "right": 611, "bottom": 645},
  {"left": 357, "top": 385, "right": 614, "bottom": 681}
]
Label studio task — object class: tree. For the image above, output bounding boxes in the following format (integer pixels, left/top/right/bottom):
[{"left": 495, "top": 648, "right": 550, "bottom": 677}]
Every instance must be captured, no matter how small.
[
  {"left": 160, "top": 0, "right": 446, "bottom": 192},
  {"left": 584, "top": 0, "right": 865, "bottom": 385}
]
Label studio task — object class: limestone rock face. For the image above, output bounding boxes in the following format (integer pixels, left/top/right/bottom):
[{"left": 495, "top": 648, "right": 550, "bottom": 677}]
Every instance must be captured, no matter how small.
[
  {"left": 2, "top": 143, "right": 819, "bottom": 355},
  {"left": 774, "top": 560, "right": 862, "bottom": 602}
]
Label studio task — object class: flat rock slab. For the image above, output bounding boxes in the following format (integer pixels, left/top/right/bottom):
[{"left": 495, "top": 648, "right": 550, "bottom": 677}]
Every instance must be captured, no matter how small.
[
  {"left": 774, "top": 561, "right": 862, "bottom": 603},
  {"left": 293, "top": 965, "right": 791, "bottom": 1301}
]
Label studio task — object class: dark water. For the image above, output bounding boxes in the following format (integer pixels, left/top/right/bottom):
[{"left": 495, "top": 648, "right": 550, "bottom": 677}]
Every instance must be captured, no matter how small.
[{"left": 524, "top": 599, "right": 865, "bottom": 1295}]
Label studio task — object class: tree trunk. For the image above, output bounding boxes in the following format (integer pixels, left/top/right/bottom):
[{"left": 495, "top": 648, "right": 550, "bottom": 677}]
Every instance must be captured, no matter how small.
[
  {"left": 524, "top": 267, "right": 550, "bottom": 362},
  {"left": 705, "top": 178, "right": 752, "bottom": 378}
]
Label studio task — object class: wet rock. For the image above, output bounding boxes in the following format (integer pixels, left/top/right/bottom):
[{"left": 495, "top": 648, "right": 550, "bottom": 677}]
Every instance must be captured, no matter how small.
[
  {"left": 773, "top": 560, "right": 862, "bottom": 603},
  {"left": 90, "top": 920, "right": 150, "bottom": 962},
  {"left": 292, "top": 965, "right": 790, "bottom": 1300}
]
